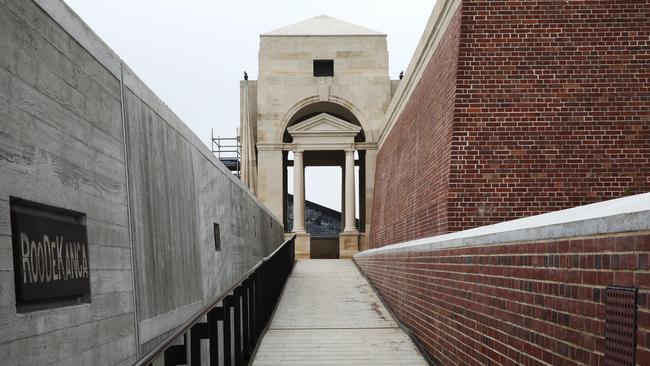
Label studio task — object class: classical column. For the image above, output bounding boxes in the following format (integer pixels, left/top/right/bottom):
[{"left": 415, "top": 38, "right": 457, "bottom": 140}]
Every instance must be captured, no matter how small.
[
  {"left": 293, "top": 150, "right": 305, "bottom": 233},
  {"left": 340, "top": 164, "right": 345, "bottom": 231},
  {"left": 344, "top": 149, "right": 357, "bottom": 232}
]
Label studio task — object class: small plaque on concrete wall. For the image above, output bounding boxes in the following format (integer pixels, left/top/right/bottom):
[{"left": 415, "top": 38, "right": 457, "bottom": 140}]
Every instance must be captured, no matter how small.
[
  {"left": 213, "top": 223, "right": 221, "bottom": 251},
  {"left": 10, "top": 198, "right": 91, "bottom": 306}
]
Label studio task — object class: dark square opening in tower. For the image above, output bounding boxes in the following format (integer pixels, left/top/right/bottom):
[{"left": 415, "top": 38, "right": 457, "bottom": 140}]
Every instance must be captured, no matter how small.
[{"left": 313, "top": 59, "right": 334, "bottom": 77}]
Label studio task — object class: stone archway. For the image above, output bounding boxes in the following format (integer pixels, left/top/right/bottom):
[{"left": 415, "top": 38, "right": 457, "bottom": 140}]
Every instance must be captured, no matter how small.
[{"left": 284, "top": 112, "right": 364, "bottom": 259}]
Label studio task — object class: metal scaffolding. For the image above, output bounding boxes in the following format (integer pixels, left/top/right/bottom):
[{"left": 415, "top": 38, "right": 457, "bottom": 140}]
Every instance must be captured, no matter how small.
[{"left": 211, "top": 128, "right": 241, "bottom": 178}]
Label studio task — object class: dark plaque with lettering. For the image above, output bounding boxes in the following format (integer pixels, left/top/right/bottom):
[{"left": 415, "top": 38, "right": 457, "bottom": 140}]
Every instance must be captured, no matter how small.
[{"left": 11, "top": 200, "right": 90, "bottom": 304}]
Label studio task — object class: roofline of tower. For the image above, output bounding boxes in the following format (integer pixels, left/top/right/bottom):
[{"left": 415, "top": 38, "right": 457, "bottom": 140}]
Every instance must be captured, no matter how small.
[{"left": 260, "top": 34, "right": 387, "bottom": 38}]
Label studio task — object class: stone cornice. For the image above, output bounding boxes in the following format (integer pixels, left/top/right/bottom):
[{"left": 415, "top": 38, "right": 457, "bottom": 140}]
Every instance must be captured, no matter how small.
[
  {"left": 260, "top": 34, "right": 386, "bottom": 38},
  {"left": 378, "top": 0, "right": 462, "bottom": 148},
  {"left": 257, "top": 143, "right": 285, "bottom": 152},
  {"left": 257, "top": 142, "right": 378, "bottom": 151}
]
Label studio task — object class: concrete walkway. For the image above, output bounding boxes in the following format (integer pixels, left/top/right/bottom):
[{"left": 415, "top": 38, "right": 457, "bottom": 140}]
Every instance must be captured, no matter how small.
[{"left": 252, "top": 260, "right": 427, "bottom": 366}]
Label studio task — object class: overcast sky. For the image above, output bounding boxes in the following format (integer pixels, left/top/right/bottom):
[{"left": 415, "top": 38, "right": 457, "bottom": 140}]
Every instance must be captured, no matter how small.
[{"left": 63, "top": 0, "right": 435, "bottom": 211}]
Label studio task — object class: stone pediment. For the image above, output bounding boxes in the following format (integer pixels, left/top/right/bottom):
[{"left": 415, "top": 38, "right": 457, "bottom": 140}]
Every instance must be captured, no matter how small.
[
  {"left": 288, "top": 113, "right": 361, "bottom": 139},
  {"left": 263, "top": 15, "right": 384, "bottom": 37}
]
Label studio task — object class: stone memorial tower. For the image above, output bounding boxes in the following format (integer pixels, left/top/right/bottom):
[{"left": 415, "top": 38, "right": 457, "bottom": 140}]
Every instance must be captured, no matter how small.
[{"left": 240, "top": 15, "right": 396, "bottom": 259}]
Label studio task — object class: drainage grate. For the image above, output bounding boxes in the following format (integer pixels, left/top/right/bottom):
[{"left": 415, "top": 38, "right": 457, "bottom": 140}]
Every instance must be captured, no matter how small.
[{"left": 604, "top": 286, "right": 637, "bottom": 366}]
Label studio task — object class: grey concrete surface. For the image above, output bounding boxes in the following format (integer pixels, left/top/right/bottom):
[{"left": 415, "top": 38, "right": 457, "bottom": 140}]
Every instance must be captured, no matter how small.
[
  {"left": 0, "top": 0, "right": 134, "bottom": 364},
  {"left": 0, "top": 0, "right": 284, "bottom": 364},
  {"left": 123, "top": 87, "right": 204, "bottom": 324},
  {"left": 252, "top": 260, "right": 427, "bottom": 365}
]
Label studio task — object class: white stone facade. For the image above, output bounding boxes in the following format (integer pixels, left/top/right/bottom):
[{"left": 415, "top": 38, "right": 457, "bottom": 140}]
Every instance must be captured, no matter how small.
[{"left": 241, "top": 15, "right": 395, "bottom": 258}]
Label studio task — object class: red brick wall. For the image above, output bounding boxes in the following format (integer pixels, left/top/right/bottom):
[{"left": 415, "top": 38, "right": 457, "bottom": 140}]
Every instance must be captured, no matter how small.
[
  {"left": 370, "top": 7, "right": 462, "bottom": 248},
  {"left": 356, "top": 232, "right": 650, "bottom": 366},
  {"left": 449, "top": 0, "right": 650, "bottom": 231},
  {"left": 370, "top": 0, "right": 650, "bottom": 248}
]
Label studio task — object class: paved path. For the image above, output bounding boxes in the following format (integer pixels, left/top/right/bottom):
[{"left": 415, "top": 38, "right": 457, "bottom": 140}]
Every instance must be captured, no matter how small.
[{"left": 252, "top": 260, "right": 427, "bottom": 366}]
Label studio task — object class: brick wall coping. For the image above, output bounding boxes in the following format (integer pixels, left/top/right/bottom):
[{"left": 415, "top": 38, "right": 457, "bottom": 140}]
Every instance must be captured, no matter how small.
[{"left": 356, "top": 193, "right": 650, "bottom": 257}]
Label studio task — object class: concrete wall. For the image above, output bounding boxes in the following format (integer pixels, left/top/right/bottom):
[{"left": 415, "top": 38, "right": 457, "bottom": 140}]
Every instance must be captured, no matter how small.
[
  {"left": 356, "top": 193, "right": 650, "bottom": 366},
  {"left": 0, "top": 0, "right": 284, "bottom": 364},
  {"left": 123, "top": 67, "right": 283, "bottom": 351},
  {"left": 0, "top": 0, "right": 135, "bottom": 364}
]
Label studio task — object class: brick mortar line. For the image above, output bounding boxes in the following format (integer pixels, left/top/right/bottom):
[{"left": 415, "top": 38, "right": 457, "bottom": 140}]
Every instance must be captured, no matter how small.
[
  {"left": 369, "top": 265, "right": 650, "bottom": 293},
  {"left": 370, "top": 269, "right": 650, "bottom": 359},
  {"left": 352, "top": 259, "right": 437, "bottom": 366},
  {"left": 371, "top": 261, "right": 650, "bottom": 273},
  {"left": 365, "top": 266, "right": 612, "bottom": 337},
  {"left": 361, "top": 266, "right": 613, "bottom": 353},
  {"left": 372, "top": 277, "right": 536, "bottom": 366},
  {"left": 369, "top": 272, "right": 596, "bottom": 366},
  {"left": 363, "top": 260, "right": 650, "bottom": 294},
  {"left": 405, "top": 298, "right": 576, "bottom": 366},
  {"left": 396, "top": 250, "right": 650, "bottom": 258},
  {"left": 400, "top": 274, "right": 605, "bottom": 342},
  {"left": 403, "top": 304, "right": 517, "bottom": 366},
  {"left": 361, "top": 265, "right": 650, "bottom": 313}
]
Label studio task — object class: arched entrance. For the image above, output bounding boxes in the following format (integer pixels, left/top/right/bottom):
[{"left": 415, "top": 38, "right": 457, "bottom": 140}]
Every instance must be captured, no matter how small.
[{"left": 281, "top": 103, "right": 367, "bottom": 259}]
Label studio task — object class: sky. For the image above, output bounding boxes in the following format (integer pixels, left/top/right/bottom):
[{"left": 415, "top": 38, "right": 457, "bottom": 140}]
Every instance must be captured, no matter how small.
[{"left": 62, "top": 0, "right": 435, "bottom": 211}]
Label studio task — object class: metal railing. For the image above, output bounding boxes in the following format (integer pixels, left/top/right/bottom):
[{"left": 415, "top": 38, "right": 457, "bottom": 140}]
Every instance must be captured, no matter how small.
[{"left": 133, "top": 235, "right": 296, "bottom": 366}]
